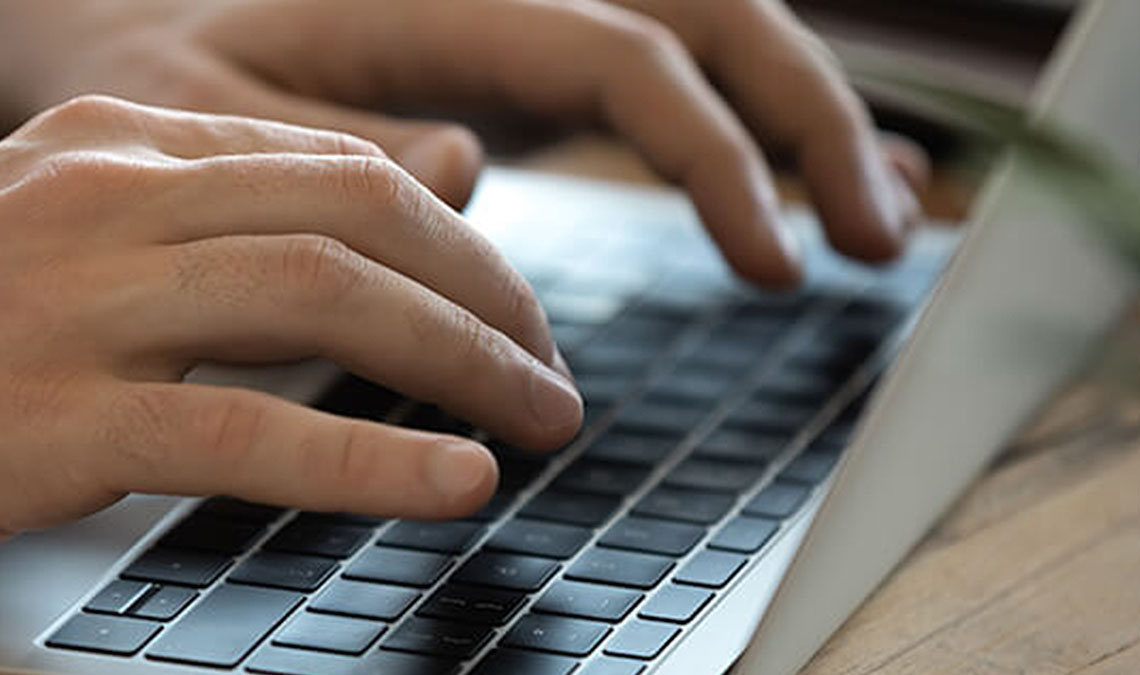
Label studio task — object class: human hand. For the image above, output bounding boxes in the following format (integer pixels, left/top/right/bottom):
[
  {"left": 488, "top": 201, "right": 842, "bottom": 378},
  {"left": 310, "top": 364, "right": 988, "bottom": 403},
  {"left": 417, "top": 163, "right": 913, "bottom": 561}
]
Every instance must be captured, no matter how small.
[
  {"left": 0, "top": 96, "right": 581, "bottom": 538},
  {"left": 0, "top": 0, "right": 925, "bottom": 288}
]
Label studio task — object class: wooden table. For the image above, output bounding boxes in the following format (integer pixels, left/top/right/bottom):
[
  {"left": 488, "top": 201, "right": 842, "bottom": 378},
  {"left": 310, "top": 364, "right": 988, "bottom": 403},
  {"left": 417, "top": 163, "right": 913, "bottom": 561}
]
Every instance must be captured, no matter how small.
[{"left": 513, "top": 137, "right": 1140, "bottom": 675}]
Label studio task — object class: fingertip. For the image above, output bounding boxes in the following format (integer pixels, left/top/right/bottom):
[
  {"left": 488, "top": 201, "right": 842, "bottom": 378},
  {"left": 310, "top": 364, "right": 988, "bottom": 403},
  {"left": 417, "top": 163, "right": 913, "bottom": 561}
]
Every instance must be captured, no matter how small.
[
  {"left": 398, "top": 125, "right": 484, "bottom": 210},
  {"left": 425, "top": 438, "right": 499, "bottom": 516}
]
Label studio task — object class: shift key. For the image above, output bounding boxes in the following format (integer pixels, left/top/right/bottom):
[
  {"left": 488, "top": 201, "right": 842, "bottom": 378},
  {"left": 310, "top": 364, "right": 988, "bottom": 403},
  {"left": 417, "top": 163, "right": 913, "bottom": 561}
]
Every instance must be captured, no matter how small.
[{"left": 147, "top": 584, "right": 301, "bottom": 668}]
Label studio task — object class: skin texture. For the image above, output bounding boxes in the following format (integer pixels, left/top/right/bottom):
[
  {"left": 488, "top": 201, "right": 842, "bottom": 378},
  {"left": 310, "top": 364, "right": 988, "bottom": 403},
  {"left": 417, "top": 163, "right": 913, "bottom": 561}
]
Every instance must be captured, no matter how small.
[{"left": 0, "top": 0, "right": 930, "bottom": 536}]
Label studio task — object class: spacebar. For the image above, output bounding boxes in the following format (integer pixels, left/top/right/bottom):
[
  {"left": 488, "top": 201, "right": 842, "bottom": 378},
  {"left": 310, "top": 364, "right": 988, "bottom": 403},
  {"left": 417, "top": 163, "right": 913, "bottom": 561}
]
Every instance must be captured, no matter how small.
[{"left": 146, "top": 584, "right": 302, "bottom": 668}]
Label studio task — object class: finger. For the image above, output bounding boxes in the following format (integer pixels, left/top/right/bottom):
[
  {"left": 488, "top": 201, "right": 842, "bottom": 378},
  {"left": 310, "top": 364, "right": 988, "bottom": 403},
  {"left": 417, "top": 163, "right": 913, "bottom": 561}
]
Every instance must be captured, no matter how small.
[
  {"left": 132, "top": 153, "right": 558, "bottom": 370},
  {"left": 880, "top": 132, "right": 932, "bottom": 193},
  {"left": 202, "top": 0, "right": 802, "bottom": 285},
  {"left": 697, "top": 2, "right": 917, "bottom": 261},
  {"left": 90, "top": 381, "right": 498, "bottom": 519},
  {"left": 153, "top": 51, "right": 482, "bottom": 208},
  {"left": 119, "top": 234, "right": 581, "bottom": 449}
]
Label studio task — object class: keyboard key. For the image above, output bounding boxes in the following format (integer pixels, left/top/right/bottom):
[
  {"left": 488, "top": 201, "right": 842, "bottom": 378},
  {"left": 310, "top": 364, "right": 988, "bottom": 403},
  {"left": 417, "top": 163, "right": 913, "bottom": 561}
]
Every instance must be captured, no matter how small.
[
  {"left": 566, "top": 549, "right": 674, "bottom": 590},
  {"left": 645, "top": 367, "right": 736, "bottom": 403},
  {"left": 503, "top": 614, "right": 610, "bottom": 656},
  {"left": 159, "top": 514, "right": 264, "bottom": 555},
  {"left": 47, "top": 614, "right": 160, "bottom": 656},
  {"left": 694, "top": 428, "right": 787, "bottom": 464},
  {"left": 130, "top": 586, "right": 198, "bottom": 621},
  {"left": 614, "top": 402, "right": 707, "bottom": 437},
  {"left": 264, "top": 518, "right": 371, "bottom": 559},
  {"left": 470, "top": 649, "right": 578, "bottom": 675},
  {"left": 727, "top": 400, "right": 816, "bottom": 435},
  {"left": 248, "top": 645, "right": 457, "bottom": 675},
  {"left": 521, "top": 489, "right": 621, "bottom": 527},
  {"left": 571, "top": 342, "right": 657, "bottom": 375},
  {"left": 533, "top": 581, "right": 642, "bottom": 622},
  {"left": 487, "top": 519, "right": 592, "bottom": 560},
  {"left": 756, "top": 370, "right": 838, "bottom": 406},
  {"left": 146, "top": 584, "right": 301, "bottom": 667},
  {"left": 581, "top": 658, "right": 648, "bottom": 675},
  {"left": 466, "top": 493, "right": 515, "bottom": 523},
  {"left": 709, "top": 516, "right": 779, "bottom": 553},
  {"left": 315, "top": 374, "right": 403, "bottom": 422},
  {"left": 196, "top": 497, "right": 283, "bottom": 524},
  {"left": 380, "top": 521, "right": 485, "bottom": 554},
  {"left": 604, "top": 621, "right": 680, "bottom": 660},
  {"left": 228, "top": 552, "right": 337, "bottom": 592},
  {"left": 638, "top": 585, "right": 713, "bottom": 624},
  {"left": 121, "top": 547, "right": 232, "bottom": 588},
  {"left": 272, "top": 612, "right": 385, "bottom": 655},
  {"left": 577, "top": 373, "right": 636, "bottom": 406},
  {"left": 553, "top": 460, "right": 650, "bottom": 497},
  {"left": 418, "top": 584, "right": 526, "bottom": 625},
  {"left": 743, "top": 481, "right": 810, "bottom": 518},
  {"left": 344, "top": 547, "right": 452, "bottom": 588},
  {"left": 674, "top": 550, "right": 748, "bottom": 589},
  {"left": 584, "top": 432, "right": 675, "bottom": 467},
  {"left": 382, "top": 617, "right": 493, "bottom": 659},
  {"left": 665, "top": 458, "right": 764, "bottom": 494},
  {"left": 633, "top": 487, "right": 735, "bottom": 525},
  {"left": 599, "top": 517, "right": 705, "bottom": 557},
  {"left": 452, "top": 552, "right": 560, "bottom": 592},
  {"left": 779, "top": 451, "right": 839, "bottom": 485},
  {"left": 678, "top": 336, "right": 759, "bottom": 371},
  {"left": 84, "top": 579, "right": 151, "bottom": 615},
  {"left": 298, "top": 512, "right": 386, "bottom": 528},
  {"left": 309, "top": 579, "right": 419, "bottom": 621}
]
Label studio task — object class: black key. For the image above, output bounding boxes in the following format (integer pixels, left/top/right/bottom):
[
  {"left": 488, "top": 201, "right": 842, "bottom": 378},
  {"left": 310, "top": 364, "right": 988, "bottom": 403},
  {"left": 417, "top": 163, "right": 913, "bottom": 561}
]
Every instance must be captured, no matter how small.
[
  {"left": 604, "top": 315, "right": 682, "bottom": 345},
  {"left": 694, "top": 428, "right": 787, "bottom": 464},
  {"left": 229, "top": 552, "right": 337, "bottom": 592},
  {"left": 633, "top": 487, "right": 735, "bottom": 525},
  {"left": 613, "top": 401, "right": 707, "bottom": 437},
  {"left": 521, "top": 489, "right": 621, "bottom": 527},
  {"left": 248, "top": 645, "right": 457, "bottom": 675},
  {"left": 402, "top": 405, "right": 473, "bottom": 436},
  {"left": 566, "top": 549, "right": 674, "bottom": 590},
  {"left": 196, "top": 497, "right": 283, "bottom": 524},
  {"left": 495, "top": 454, "right": 549, "bottom": 494},
  {"left": 159, "top": 514, "right": 264, "bottom": 555},
  {"left": 570, "top": 342, "right": 657, "bottom": 375},
  {"left": 146, "top": 584, "right": 301, "bottom": 667},
  {"left": 466, "top": 493, "right": 515, "bottom": 523},
  {"left": 645, "top": 367, "right": 736, "bottom": 403},
  {"left": 309, "top": 579, "right": 419, "bottom": 621},
  {"left": 604, "top": 621, "right": 680, "bottom": 660},
  {"left": 273, "top": 612, "right": 385, "bottom": 655},
  {"left": 121, "top": 547, "right": 232, "bottom": 588},
  {"left": 678, "top": 336, "right": 760, "bottom": 371},
  {"left": 452, "top": 552, "right": 560, "bottom": 592},
  {"left": 577, "top": 373, "right": 635, "bottom": 406},
  {"left": 130, "top": 586, "right": 198, "bottom": 621},
  {"left": 599, "top": 517, "right": 705, "bottom": 557},
  {"left": 487, "top": 519, "right": 592, "bottom": 560},
  {"left": 315, "top": 374, "right": 403, "bottom": 422},
  {"left": 709, "top": 516, "right": 779, "bottom": 553},
  {"left": 674, "top": 550, "right": 747, "bottom": 589},
  {"left": 553, "top": 460, "right": 649, "bottom": 497},
  {"left": 503, "top": 614, "right": 610, "bottom": 656},
  {"left": 47, "top": 614, "right": 160, "bottom": 656},
  {"left": 534, "top": 581, "right": 642, "bottom": 622},
  {"left": 84, "top": 579, "right": 151, "bottom": 615},
  {"left": 756, "top": 370, "right": 838, "bottom": 406},
  {"left": 380, "top": 521, "right": 485, "bottom": 554},
  {"left": 581, "top": 658, "right": 648, "bottom": 675},
  {"left": 727, "top": 400, "right": 816, "bottom": 435},
  {"left": 418, "top": 584, "right": 525, "bottom": 626},
  {"left": 780, "top": 451, "right": 839, "bottom": 484},
  {"left": 264, "top": 518, "right": 371, "bottom": 559},
  {"left": 665, "top": 458, "right": 764, "bottom": 494},
  {"left": 743, "top": 481, "right": 810, "bottom": 518},
  {"left": 298, "top": 512, "right": 387, "bottom": 528},
  {"left": 638, "top": 585, "right": 713, "bottom": 624},
  {"left": 471, "top": 649, "right": 578, "bottom": 675},
  {"left": 584, "top": 432, "right": 675, "bottom": 467},
  {"left": 344, "top": 547, "right": 452, "bottom": 588},
  {"left": 382, "top": 617, "right": 493, "bottom": 659}
]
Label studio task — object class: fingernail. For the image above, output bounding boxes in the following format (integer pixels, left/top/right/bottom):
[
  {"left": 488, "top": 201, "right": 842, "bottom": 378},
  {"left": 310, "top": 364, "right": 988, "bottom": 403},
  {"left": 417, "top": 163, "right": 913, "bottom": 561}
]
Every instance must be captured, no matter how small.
[
  {"left": 552, "top": 347, "right": 575, "bottom": 384},
  {"left": 528, "top": 364, "right": 583, "bottom": 432},
  {"left": 428, "top": 440, "right": 492, "bottom": 499}
]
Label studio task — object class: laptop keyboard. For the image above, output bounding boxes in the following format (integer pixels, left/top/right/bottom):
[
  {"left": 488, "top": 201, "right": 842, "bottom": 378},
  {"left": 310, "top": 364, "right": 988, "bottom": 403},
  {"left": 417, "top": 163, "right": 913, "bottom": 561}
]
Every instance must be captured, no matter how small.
[{"left": 44, "top": 212, "right": 937, "bottom": 673}]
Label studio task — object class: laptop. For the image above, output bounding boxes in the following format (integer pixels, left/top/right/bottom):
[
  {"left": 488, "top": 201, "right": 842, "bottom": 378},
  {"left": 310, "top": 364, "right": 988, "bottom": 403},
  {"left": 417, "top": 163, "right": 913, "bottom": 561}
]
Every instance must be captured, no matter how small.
[{"left": 2, "top": 2, "right": 1137, "bottom": 673}]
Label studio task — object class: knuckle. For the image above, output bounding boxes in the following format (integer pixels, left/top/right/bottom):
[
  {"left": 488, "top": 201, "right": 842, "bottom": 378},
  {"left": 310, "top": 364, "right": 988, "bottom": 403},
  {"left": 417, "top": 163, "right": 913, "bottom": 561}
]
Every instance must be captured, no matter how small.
[
  {"left": 315, "top": 422, "right": 381, "bottom": 495},
  {"left": 326, "top": 155, "right": 406, "bottom": 207},
  {"left": 406, "top": 299, "right": 492, "bottom": 379},
  {"left": 32, "top": 95, "right": 136, "bottom": 132},
  {"left": 194, "top": 392, "right": 267, "bottom": 470},
  {"left": 25, "top": 151, "right": 154, "bottom": 197},
  {"left": 327, "top": 131, "right": 385, "bottom": 158},
  {"left": 605, "top": 15, "right": 684, "bottom": 65},
  {"left": 101, "top": 386, "right": 177, "bottom": 479},
  {"left": 500, "top": 270, "right": 551, "bottom": 359},
  {"left": 275, "top": 234, "right": 371, "bottom": 308}
]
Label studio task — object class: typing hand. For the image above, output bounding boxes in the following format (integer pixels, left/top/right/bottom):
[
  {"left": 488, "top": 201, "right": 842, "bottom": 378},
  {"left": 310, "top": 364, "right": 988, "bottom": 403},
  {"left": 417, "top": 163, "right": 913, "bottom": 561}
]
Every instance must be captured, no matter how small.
[
  {"left": 2, "top": 0, "right": 926, "bottom": 288},
  {"left": 0, "top": 97, "right": 580, "bottom": 538}
]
